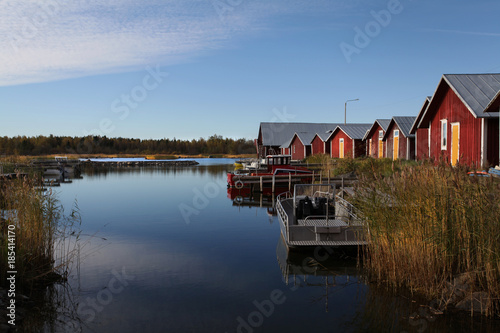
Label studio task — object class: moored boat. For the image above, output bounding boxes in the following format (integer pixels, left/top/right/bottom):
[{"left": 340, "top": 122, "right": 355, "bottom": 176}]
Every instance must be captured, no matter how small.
[
  {"left": 227, "top": 155, "right": 312, "bottom": 191},
  {"left": 277, "top": 184, "right": 367, "bottom": 248}
]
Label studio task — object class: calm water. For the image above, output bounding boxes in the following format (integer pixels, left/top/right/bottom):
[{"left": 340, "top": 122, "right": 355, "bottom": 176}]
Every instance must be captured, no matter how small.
[{"left": 25, "top": 159, "right": 500, "bottom": 332}]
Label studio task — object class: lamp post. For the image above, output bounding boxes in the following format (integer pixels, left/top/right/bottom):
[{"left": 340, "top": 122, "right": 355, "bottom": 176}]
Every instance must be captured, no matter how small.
[{"left": 344, "top": 98, "right": 359, "bottom": 125}]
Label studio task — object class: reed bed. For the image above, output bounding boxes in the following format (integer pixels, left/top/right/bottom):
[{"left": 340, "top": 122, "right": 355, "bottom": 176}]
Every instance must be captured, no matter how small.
[
  {"left": 353, "top": 162, "right": 500, "bottom": 315},
  {"left": 0, "top": 176, "right": 80, "bottom": 289}
]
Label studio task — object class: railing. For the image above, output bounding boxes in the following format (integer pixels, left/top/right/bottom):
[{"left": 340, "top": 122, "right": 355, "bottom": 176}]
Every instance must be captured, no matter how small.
[
  {"left": 276, "top": 194, "right": 290, "bottom": 241},
  {"left": 335, "top": 195, "right": 361, "bottom": 226}
]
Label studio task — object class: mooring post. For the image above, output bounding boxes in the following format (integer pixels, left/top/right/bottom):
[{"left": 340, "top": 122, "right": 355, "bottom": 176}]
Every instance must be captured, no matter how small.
[
  {"left": 288, "top": 173, "right": 291, "bottom": 191},
  {"left": 260, "top": 176, "right": 263, "bottom": 193},
  {"left": 272, "top": 175, "right": 275, "bottom": 193}
]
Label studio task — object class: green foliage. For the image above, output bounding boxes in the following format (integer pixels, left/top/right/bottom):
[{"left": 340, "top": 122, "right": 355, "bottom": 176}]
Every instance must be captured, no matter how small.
[{"left": 0, "top": 134, "right": 256, "bottom": 156}]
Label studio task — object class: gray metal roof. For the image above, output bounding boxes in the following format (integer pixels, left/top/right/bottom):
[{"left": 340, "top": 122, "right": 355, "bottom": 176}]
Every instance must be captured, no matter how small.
[
  {"left": 410, "top": 96, "right": 432, "bottom": 133},
  {"left": 363, "top": 119, "right": 391, "bottom": 140},
  {"left": 384, "top": 116, "right": 416, "bottom": 140},
  {"left": 259, "top": 122, "right": 340, "bottom": 147},
  {"left": 443, "top": 74, "right": 500, "bottom": 118},
  {"left": 327, "top": 123, "right": 372, "bottom": 141}
]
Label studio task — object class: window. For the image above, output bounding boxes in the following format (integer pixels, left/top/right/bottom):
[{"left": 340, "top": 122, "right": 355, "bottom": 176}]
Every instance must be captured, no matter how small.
[
  {"left": 441, "top": 119, "right": 447, "bottom": 150},
  {"left": 293, "top": 145, "right": 295, "bottom": 154}
]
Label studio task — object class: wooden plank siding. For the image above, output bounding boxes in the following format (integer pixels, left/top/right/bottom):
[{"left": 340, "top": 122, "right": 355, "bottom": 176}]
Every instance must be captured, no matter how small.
[
  {"left": 429, "top": 85, "right": 482, "bottom": 167},
  {"left": 415, "top": 127, "right": 429, "bottom": 160},
  {"left": 386, "top": 123, "right": 409, "bottom": 160},
  {"left": 311, "top": 135, "right": 326, "bottom": 155},
  {"left": 290, "top": 135, "right": 306, "bottom": 160},
  {"left": 330, "top": 131, "right": 353, "bottom": 158},
  {"left": 366, "top": 126, "right": 385, "bottom": 158}
]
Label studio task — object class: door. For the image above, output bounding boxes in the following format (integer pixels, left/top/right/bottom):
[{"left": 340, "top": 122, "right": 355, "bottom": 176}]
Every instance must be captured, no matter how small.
[
  {"left": 393, "top": 130, "right": 399, "bottom": 160},
  {"left": 451, "top": 123, "right": 460, "bottom": 166},
  {"left": 378, "top": 130, "right": 384, "bottom": 158},
  {"left": 339, "top": 139, "right": 344, "bottom": 158}
]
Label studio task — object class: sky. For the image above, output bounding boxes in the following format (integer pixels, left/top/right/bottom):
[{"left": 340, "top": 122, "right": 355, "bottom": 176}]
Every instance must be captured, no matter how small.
[{"left": 1, "top": 0, "right": 499, "bottom": 141}]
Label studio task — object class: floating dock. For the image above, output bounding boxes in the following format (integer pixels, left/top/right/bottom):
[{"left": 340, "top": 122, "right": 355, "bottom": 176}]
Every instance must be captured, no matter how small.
[{"left": 277, "top": 184, "right": 367, "bottom": 248}]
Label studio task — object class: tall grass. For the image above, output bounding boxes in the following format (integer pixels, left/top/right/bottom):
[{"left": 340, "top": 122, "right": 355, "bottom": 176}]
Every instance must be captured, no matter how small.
[
  {"left": 0, "top": 176, "right": 80, "bottom": 289},
  {"left": 353, "top": 163, "right": 500, "bottom": 315}
]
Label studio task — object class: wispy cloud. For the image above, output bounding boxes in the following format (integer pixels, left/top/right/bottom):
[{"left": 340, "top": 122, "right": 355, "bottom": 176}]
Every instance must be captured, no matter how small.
[
  {"left": 420, "top": 28, "right": 500, "bottom": 37},
  {"left": 0, "top": 0, "right": 336, "bottom": 87}
]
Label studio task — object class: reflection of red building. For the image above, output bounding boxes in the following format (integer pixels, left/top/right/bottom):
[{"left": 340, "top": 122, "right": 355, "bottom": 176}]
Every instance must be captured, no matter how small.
[
  {"left": 326, "top": 124, "right": 371, "bottom": 159},
  {"left": 363, "top": 119, "right": 390, "bottom": 158}
]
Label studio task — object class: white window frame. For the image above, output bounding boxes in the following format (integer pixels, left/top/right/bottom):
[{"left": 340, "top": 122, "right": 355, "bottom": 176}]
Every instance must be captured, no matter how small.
[{"left": 441, "top": 119, "right": 447, "bottom": 150}]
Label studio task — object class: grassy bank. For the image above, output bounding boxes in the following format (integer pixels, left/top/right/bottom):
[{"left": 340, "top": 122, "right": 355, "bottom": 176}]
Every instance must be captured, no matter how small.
[{"left": 310, "top": 156, "right": 500, "bottom": 315}]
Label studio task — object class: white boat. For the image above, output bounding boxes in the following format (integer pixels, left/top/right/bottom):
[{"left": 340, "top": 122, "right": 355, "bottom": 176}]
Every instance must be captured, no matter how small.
[{"left": 277, "top": 184, "right": 367, "bottom": 248}]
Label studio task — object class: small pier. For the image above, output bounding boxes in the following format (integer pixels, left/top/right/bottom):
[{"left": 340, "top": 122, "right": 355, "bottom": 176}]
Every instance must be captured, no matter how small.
[
  {"left": 80, "top": 160, "right": 199, "bottom": 167},
  {"left": 277, "top": 184, "right": 367, "bottom": 248}
]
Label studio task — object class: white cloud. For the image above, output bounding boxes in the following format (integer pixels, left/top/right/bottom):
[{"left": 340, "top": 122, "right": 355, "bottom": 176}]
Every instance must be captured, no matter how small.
[{"left": 0, "top": 0, "right": 336, "bottom": 86}]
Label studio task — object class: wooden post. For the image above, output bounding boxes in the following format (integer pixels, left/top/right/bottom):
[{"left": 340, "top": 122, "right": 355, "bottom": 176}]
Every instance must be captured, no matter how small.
[
  {"left": 341, "top": 176, "right": 344, "bottom": 199},
  {"left": 260, "top": 176, "right": 263, "bottom": 193},
  {"left": 328, "top": 169, "right": 330, "bottom": 184},
  {"left": 319, "top": 173, "right": 322, "bottom": 184},
  {"left": 288, "top": 173, "right": 292, "bottom": 191},
  {"left": 272, "top": 175, "right": 275, "bottom": 193}
]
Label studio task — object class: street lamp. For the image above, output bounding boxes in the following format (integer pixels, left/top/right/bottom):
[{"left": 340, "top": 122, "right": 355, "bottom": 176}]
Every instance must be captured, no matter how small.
[{"left": 344, "top": 98, "right": 359, "bottom": 125}]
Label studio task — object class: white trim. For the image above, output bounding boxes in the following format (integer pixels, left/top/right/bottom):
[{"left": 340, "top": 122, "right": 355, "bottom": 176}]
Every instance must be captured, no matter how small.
[
  {"left": 481, "top": 118, "right": 486, "bottom": 167},
  {"left": 407, "top": 137, "right": 410, "bottom": 160},
  {"left": 440, "top": 119, "right": 447, "bottom": 150},
  {"left": 428, "top": 121, "right": 431, "bottom": 158}
]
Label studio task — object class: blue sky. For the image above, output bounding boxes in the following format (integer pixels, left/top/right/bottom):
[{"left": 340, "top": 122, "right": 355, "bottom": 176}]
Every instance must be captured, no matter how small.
[{"left": 1, "top": 0, "right": 499, "bottom": 141}]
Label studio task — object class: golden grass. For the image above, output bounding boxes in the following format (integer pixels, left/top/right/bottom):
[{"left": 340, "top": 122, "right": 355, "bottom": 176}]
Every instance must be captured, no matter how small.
[{"left": 353, "top": 163, "right": 500, "bottom": 315}]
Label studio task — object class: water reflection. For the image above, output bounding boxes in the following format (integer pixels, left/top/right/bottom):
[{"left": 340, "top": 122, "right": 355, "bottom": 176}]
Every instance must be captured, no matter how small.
[{"left": 18, "top": 165, "right": 500, "bottom": 333}]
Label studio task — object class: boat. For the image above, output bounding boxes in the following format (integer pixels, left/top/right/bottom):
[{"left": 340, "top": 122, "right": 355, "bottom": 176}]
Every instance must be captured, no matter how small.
[
  {"left": 234, "top": 158, "right": 266, "bottom": 171},
  {"left": 276, "top": 184, "right": 367, "bottom": 248},
  {"left": 227, "top": 155, "right": 312, "bottom": 191}
]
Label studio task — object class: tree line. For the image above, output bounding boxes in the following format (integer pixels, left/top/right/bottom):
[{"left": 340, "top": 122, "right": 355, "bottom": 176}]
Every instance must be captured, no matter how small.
[{"left": 0, "top": 134, "right": 256, "bottom": 156}]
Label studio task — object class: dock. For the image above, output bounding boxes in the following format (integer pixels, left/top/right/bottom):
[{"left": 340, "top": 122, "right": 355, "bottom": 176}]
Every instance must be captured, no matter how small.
[{"left": 277, "top": 184, "right": 367, "bottom": 248}]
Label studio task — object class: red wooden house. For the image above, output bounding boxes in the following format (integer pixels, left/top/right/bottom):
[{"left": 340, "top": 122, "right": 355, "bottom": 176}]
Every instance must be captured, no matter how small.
[
  {"left": 413, "top": 74, "right": 500, "bottom": 167},
  {"left": 363, "top": 119, "right": 391, "bottom": 158},
  {"left": 410, "top": 97, "right": 432, "bottom": 160},
  {"left": 287, "top": 132, "right": 315, "bottom": 161},
  {"left": 310, "top": 133, "right": 331, "bottom": 155},
  {"left": 326, "top": 124, "right": 371, "bottom": 159},
  {"left": 383, "top": 116, "right": 416, "bottom": 160}
]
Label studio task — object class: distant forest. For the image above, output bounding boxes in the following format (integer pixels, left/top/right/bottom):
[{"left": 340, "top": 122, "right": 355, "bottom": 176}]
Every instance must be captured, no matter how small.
[{"left": 0, "top": 134, "right": 256, "bottom": 156}]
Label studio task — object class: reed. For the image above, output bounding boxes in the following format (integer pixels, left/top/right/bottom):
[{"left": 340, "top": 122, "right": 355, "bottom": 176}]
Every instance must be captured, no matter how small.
[
  {"left": 353, "top": 162, "right": 500, "bottom": 315},
  {"left": 0, "top": 175, "right": 80, "bottom": 289}
]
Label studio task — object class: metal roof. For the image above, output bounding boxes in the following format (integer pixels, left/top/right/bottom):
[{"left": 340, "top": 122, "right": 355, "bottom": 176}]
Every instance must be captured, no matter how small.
[
  {"left": 410, "top": 96, "right": 432, "bottom": 133},
  {"left": 383, "top": 116, "right": 416, "bottom": 140},
  {"left": 363, "top": 119, "right": 391, "bottom": 140},
  {"left": 259, "top": 122, "right": 340, "bottom": 147},
  {"left": 443, "top": 74, "right": 500, "bottom": 118},
  {"left": 327, "top": 123, "right": 372, "bottom": 141}
]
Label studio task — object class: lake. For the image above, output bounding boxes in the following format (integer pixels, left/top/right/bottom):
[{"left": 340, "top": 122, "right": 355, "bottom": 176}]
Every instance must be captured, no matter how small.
[{"left": 23, "top": 159, "right": 500, "bottom": 332}]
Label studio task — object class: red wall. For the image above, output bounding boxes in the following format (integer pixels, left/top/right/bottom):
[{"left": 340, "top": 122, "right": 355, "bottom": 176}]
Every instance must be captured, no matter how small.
[
  {"left": 429, "top": 86, "right": 482, "bottom": 166},
  {"left": 415, "top": 127, "right": 429, "bottom": 160},
  {"left": 386, "top": 123, "right": 409, "bottom": 160},
  {"left": 311, "top": 136, "right": 325, "bottom": 155},
  {"left": 290, "top": 136, "right": 305, "bottom": 160},
  {"left": 330, "top": 131, "right": 354, "bottom": 158},
  {"left": 366, "top": 125, "right": 385, "bottom": 158}
]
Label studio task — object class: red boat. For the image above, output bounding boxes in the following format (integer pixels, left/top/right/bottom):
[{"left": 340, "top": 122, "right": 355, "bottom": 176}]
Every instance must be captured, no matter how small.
[{"left": 227, "top": 155, "right": 313, "bottom": 190}]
